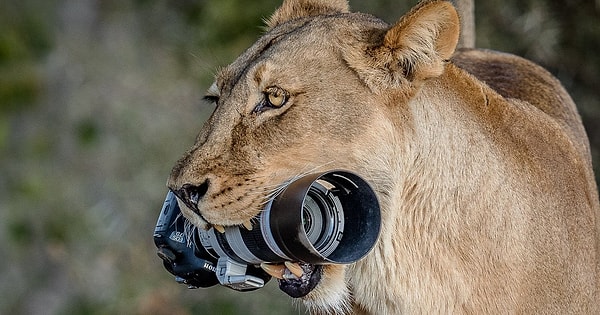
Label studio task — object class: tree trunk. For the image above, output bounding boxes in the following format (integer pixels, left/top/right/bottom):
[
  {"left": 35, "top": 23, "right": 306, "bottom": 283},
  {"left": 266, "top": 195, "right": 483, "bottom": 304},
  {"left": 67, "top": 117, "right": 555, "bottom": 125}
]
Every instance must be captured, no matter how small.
[{"left": 452, "top": 0, "right": 475, "bottom": 48}]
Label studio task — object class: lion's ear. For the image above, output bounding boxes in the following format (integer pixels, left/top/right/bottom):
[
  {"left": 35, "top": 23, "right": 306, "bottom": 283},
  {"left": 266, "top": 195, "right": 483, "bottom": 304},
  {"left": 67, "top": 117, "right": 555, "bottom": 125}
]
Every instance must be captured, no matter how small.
[
  {"left": 266, "top": 0, "right": 349, "bottom": 29},
  {"left": 344, "top": 0, "right": 459, "bottom": 90}
]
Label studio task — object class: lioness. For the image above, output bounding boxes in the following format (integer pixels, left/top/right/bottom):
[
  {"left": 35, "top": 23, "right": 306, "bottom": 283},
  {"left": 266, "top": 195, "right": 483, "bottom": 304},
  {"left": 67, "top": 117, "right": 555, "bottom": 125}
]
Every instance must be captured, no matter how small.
[{"left": 167, "top": 0, "right": 600, "bottom": 313}]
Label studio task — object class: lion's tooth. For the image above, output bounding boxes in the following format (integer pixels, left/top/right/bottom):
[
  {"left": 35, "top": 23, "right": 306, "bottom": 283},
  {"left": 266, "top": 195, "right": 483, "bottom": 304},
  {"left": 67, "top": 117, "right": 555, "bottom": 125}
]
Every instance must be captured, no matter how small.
[
  {"left": 213, "top": 224, "right": 225, "bottom": 234},
  {"left": 242, "top": 220, "right": 253, "bottom": 231},
  {"left": 284, "top": 261, "right": 304, "bottom": 278},
  {"left": 260, "top": 263, "right": 285, "bottom": 279}
]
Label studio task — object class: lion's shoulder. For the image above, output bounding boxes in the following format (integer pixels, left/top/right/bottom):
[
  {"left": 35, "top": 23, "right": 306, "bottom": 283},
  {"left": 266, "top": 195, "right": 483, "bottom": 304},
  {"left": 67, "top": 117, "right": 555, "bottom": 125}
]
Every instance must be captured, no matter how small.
[
  {"left": 451, "top": 49, "right": 576, "bottom": 122},
  {"left": 450, "top": 48, "right": 588, "bottom": 150}
]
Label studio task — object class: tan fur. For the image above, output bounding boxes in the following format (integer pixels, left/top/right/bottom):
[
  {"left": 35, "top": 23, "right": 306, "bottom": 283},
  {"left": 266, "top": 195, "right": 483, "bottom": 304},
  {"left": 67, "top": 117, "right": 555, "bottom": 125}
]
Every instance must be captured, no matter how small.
[
  {"left": 168, "top": 0, "right": 600, "bottom": 313},
  {"left": 266, "top": 0, "right": 349, "bottom": 29}
]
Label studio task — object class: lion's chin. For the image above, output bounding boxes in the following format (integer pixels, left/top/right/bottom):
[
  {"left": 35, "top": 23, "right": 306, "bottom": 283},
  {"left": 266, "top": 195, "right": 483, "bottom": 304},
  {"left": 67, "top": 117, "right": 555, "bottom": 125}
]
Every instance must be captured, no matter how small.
[
  {"left": 278, "top": 263, "right": 322, "bottom": 298},
  {"left": 291, "top": 264, "right": 353, "bottom": 315}
]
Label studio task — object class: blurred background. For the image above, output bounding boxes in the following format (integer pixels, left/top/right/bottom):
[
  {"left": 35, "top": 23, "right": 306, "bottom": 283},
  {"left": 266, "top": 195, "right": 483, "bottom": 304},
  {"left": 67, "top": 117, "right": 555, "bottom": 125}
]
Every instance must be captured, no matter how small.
[{"left": 1, "top": 0, "right": 598, "bottom": 314}]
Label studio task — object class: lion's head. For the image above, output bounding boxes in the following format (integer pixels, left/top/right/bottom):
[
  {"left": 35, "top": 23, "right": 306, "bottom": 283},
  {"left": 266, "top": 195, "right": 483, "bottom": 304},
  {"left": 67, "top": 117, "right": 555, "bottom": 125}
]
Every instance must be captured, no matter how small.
[{"left": 167, "top": 0, "right": 459, "bottom": 313}]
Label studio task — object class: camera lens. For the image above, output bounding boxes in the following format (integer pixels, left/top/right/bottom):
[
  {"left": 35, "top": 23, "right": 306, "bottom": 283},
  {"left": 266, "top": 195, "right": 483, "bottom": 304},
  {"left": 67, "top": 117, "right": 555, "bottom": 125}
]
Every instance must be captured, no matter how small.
[
  {"left": 196, "top": 170, "right": 380, "bottom": 266},
  {"left": 157, "top": 170, "right": 380, "bottom": 292}
]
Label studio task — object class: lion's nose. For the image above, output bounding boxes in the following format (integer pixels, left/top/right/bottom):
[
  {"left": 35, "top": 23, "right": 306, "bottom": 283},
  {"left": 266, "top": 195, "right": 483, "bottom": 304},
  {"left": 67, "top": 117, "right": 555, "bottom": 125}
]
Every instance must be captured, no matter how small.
[{"left": 173, "top": 179, "right": 209, "bottom": 210}]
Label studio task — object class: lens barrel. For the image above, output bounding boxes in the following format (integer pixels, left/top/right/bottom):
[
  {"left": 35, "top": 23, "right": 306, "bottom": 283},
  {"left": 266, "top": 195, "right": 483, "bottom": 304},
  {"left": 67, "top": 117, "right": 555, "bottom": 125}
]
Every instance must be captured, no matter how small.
[{"left": 199, "top": 170, "right": 381, "bottom": 265}]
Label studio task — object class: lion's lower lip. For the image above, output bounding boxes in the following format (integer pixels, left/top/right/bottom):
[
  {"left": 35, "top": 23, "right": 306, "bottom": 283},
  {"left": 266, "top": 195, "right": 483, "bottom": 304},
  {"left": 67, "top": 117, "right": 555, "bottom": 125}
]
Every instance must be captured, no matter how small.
[{"left": 278, "top": 263, "right": 322, "bottom": 298}]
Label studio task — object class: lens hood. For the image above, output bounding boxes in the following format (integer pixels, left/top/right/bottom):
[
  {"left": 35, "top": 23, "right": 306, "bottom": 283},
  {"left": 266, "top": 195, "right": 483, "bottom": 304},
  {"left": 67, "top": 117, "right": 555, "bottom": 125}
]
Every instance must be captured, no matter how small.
[{"left": 265, "top": 170, "right": 381, "bottom": 264}]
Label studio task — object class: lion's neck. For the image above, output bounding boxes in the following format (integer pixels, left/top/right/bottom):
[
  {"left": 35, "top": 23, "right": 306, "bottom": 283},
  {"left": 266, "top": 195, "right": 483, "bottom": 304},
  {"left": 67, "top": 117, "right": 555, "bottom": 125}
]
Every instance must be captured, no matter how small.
[{"left": 350, "top": 65, "right": 519, "bottom": 314}]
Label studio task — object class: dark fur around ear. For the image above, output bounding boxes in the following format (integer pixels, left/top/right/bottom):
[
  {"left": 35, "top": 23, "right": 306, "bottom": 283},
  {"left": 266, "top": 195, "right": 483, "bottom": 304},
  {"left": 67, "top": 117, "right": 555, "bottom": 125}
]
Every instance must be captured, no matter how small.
[
  {"left": 343, "top": 0, "right": 460, "bottom": 92},
  {"left": 266, "top": 0, "right": 349, "bottom": 29}
]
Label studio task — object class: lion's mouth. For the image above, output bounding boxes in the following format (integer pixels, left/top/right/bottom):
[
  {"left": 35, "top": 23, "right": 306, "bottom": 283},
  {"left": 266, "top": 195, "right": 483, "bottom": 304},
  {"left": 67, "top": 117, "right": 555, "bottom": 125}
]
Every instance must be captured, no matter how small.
[{"left": 260, "top": 262, "right": 323, "bottom": 298}]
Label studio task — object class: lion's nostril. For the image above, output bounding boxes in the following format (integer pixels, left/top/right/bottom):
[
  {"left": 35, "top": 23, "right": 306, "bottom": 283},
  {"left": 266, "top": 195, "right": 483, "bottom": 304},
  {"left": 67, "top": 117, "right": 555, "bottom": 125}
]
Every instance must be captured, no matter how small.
[{"left": 180, "top": 180, "right": 209, "bottom": 206}]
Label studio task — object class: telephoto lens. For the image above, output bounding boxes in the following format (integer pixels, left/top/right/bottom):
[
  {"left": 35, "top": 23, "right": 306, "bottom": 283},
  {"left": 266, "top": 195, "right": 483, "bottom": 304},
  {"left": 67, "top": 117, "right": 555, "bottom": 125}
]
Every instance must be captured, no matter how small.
[
  {"left": 200, "top": 170, "right": 381, "bottom": 265},
  {"left": 155, "top": 170, "right": 381, "bottom": 291}
]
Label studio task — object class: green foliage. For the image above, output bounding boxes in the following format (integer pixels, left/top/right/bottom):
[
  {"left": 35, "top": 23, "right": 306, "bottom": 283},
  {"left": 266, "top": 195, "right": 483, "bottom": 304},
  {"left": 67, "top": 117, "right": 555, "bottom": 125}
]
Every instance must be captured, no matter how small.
[
  {"left": 75, "top": 119, "right": 100, "bottom": 147},
  {"left": 0, "top": 0, "right": 53, "bottom": 112},
  {"left": 7, "top": 215, "right": 35, "bottom": 247},
  {"left": 1, "top": 0, "right": 598, "bottom": 314}
]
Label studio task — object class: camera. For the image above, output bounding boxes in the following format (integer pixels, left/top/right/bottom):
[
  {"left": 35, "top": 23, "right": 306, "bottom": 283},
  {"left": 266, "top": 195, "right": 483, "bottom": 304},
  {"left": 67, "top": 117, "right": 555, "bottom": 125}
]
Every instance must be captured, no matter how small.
[{"left": 154, "top": 170, "right": 381, "bottom": 291}]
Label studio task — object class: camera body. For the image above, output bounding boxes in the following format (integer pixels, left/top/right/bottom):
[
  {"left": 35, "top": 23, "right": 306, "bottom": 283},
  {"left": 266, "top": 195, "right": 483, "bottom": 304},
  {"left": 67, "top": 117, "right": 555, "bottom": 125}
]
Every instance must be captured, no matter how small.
[
  {"left": 154, "top": 190, "right": 270, "bottom": 291},
  {"left": 154, "top": 170, "right": 381, "bottom": 291}
]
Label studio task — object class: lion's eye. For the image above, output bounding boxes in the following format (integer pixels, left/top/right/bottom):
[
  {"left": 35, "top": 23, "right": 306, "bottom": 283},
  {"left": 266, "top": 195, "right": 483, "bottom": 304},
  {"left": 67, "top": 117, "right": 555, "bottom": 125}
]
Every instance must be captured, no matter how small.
[
  {"left": 203, "top": 95, "right": 220, "bottom": 105},
  {"left": 267, "top": 90, "right": 286, "bottom": 108},
  {"left": 255, "top": 87, "right": 289, "bottom": 113}
]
